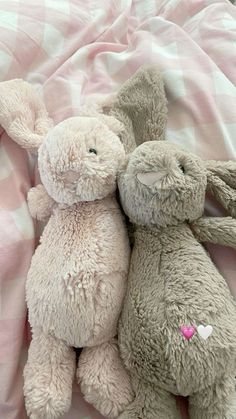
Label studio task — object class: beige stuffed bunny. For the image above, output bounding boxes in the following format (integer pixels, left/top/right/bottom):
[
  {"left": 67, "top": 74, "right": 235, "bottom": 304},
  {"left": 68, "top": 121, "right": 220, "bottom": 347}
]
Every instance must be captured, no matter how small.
[
  {"left": 116, "top": 138, "right": 236, "bottom": 419},
  {"left": 0, "top": 79, "right": 135, "bottom": 419},
  {"left": 0, "top": 68, "right": 168, "bottom": 419}
]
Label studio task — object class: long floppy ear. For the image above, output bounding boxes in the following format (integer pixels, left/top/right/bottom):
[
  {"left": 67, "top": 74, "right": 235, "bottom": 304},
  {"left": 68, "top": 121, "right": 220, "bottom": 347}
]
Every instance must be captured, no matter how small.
[
  {"left": 206, "top": 160, "right": 236, "bottom": 217},
  {"left": 0, "top": 79, "right": 52, "bottom": 152},
  {"left": 110, "top": 65, "right": 168, "bottom": 153}
]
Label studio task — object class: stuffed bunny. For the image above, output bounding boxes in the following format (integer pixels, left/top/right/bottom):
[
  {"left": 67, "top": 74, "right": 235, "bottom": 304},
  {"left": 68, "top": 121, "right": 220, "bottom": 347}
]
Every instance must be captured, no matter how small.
[
  {"left": 0, "top": 79, "right": 136, "bottom": 419},
  {"left": 116, "top": 138, "right": 236, "bottom": 419},
  {"left": 0, "top": 68, "right": 168, "bottom": 419}
]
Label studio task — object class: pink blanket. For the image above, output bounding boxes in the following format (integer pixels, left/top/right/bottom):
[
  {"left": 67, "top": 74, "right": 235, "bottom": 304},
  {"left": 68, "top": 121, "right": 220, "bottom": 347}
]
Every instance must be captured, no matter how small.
[{"left": 0, "top": 1, "right": 235, "bottom": 418}]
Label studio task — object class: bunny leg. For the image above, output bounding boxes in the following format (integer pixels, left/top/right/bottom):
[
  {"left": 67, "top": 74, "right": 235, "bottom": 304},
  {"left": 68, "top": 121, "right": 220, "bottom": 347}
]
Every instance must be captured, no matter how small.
[
  {"left": 77, "top": 339, "right": 134, "bottom": 418},
  {"left": 24, "top": 328, "right": 76, "bottom": 419},
  {"left": 189, "top": 375, "right": 236, "bottom": 419},
  {"left": 118, "top": 379, "right": 182, "bottom": 419}
]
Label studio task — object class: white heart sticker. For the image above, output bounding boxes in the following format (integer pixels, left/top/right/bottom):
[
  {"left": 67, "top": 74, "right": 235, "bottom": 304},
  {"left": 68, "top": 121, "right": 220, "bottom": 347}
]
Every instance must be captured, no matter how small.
[{"left": 197, "top": 325, "right": 213, "bottom": 340}]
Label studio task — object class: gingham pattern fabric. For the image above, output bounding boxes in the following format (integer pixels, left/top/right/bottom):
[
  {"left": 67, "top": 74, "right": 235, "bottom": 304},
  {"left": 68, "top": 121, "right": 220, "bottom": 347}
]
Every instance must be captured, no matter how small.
[{"left": 0, "top": 1, "right": 235, "bottom": 418}]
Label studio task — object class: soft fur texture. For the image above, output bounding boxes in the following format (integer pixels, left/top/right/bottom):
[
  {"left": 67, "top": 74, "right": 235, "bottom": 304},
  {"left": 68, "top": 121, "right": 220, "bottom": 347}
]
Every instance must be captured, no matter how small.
[
  {"left": 206, "top": 160, "right": 236, "bottom": 217},
  {"left": 26, "top": 120, "right": 134, "bottom": 419},
  {"left": 25, "top": 193, "right": 132, "bottom": 419},
  {"left": 0, "top": 80, "right": 138, "bottom": 419},
  {"left": 110, "top": 65, "right": 168, "bottom": 153},
  {"left": 0, "top": 79, "right": 52, "bottom": 152},
  {"left": 117, "top": 140, "right": 236, "bottom": 419}
]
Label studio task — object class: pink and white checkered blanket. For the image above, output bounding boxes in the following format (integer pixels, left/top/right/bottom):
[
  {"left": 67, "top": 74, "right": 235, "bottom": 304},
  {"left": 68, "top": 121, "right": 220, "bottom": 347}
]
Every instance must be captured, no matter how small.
[{"left": 0, "top": 1, "right": 235, "bottom": 418}]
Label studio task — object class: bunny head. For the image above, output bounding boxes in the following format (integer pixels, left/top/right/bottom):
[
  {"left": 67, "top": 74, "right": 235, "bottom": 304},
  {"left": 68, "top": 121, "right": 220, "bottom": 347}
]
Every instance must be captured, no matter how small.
[
  {"left": 118, "top": 141, "right": 207, "bottom": 227},
  {"left": 38, "top": 115, "right": 125, "bottom": 205},
  {"left": 0, "top": 79, "right": 126, "bottom": 205},
  {"left": 119, "top": 140, "right": 236, "bottom": 227}
]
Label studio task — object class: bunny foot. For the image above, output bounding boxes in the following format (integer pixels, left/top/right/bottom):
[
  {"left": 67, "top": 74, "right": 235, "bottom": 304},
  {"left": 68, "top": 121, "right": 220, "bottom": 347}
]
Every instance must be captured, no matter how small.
[
  {"left": 24, "top": 329, "right": 75, "bottom": 419},
  {"left": 77, "top": 340, "right": 134, "bottom": 418}
]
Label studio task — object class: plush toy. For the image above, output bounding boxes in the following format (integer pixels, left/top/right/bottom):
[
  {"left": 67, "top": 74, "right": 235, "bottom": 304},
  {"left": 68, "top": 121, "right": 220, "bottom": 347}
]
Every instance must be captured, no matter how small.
[
  {"left": 0, "top": 69, "right": 168, "bottom": 419},
  {"left": 0, "top": 79, "right": 135, "bottom": 419},
  {"left": 115, "top": 130, "right": 236, "bottom": 416}
]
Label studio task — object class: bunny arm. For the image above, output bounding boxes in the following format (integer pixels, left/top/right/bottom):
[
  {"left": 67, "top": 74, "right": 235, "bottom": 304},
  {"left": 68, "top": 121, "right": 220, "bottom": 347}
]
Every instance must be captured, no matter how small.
[
  {"left": 207, "top": 160, "right": 236, "bottom": 189},
  {"left": 205, "top": 158, "right": 236, "bottom": 217},
  {"left": 191, "top": 216, "right": 236, "bottom": 248},
  {"left": 77, "top": 339, "right": 134, "bottom": 418},
  {"left": 27, "top": 184, "right": 57, "bottom": 220}
]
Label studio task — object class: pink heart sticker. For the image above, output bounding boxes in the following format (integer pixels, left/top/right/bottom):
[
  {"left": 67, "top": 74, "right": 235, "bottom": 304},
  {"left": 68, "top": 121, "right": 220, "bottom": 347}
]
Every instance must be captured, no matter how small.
[{"left": 180, "top": 326, "right": 196, "bottom": 340}]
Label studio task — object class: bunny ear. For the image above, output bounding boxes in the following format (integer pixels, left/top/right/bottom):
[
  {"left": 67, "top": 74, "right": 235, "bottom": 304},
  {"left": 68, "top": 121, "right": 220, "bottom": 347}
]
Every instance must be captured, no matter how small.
[
  {"left": 110, "top": 65, "right": 168, "bottom": 153},
  {"left": 79, "top": 95, "right": 116, "bottom": 117},
  {"left": 99, "top": 114, "right": 124, "bottom": 135},
  {"left": 206, "top": 160, "right": 236, "bottom": 217},
  {"left": 0, "top": 79, "right": 53, "bottom": 152},
  {"left": 78, "top": 100, "right": 125, "bottom": 137}
]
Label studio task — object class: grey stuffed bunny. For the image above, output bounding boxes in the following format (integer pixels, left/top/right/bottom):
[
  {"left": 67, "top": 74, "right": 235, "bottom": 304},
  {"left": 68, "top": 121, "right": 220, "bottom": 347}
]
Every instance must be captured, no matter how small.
[{"left": 112, "top": 67, "right": 236, "bottom": 419}]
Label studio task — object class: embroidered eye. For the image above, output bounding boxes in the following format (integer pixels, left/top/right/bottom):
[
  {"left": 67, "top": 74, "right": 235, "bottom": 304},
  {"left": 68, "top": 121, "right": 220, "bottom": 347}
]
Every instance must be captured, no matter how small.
[
  {"left": 179, "top": 165, "right": 185, "bottom": 174},
  {"left": 89, "top": 148, "right": 97, "bottom": 155}
]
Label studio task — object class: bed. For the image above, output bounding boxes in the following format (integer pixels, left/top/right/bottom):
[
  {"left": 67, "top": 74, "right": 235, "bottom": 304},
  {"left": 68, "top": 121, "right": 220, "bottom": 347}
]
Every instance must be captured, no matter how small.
[{"left": 0, "top": 1, "right": 235, "bottom": 418}]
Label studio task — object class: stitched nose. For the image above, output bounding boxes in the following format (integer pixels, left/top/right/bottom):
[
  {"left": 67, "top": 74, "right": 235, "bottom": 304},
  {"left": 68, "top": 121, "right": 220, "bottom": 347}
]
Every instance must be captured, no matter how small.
[
  {"left": 65, "top": 170, "right": 79, "bottom": 183},
  {"left": 137, "top": 170, "right": 168, "bottom": 186}
]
